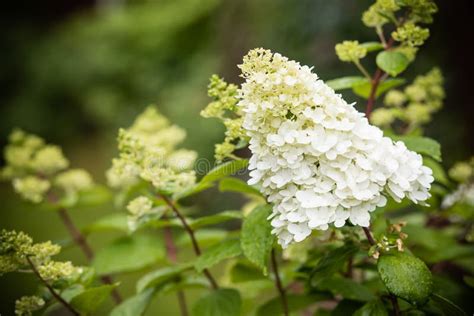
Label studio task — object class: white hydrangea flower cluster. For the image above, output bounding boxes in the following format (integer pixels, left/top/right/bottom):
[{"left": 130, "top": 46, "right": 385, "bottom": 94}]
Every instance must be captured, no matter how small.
[{"left": 238, "top": 49, "right": 434, "bottom": 247}]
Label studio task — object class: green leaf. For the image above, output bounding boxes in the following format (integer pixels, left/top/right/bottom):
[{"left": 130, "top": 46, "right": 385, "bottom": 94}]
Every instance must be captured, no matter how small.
[
  {"left": 110, "top": 288, "right": 155, "bottom": 316},
  {"left": 176, "top": 229, "right": 228, "bottom": 248},
  {"left": 240, "top": 204, "right": 274, "bottom": 275},
  {"left": 192, "top": 288, "right": 241, "bottom": 316},
  {"left": 390, "top": 135, "right": 442, "bottom": 162},
  {"left": 189, "top": 211, "right": 242, "bottom": 230},
  {"left": 361, "top": 42, "right": 384, "bottom": 52},
  {"left": 352, "top": 78, "right": 405, "bottom": 99},
  {"left": 82, "top": 213, "right": 128, "bottom": 234},
  {"left": 136, "top": 263, "right": 193, "bottom": 293},
  {"left": 317, "top": 276, "right": 375, "bottom": 302},
  {"left": 93, "top": 234, "right": 164, "bottom": 275},
  {"left": 256, "top": 294, "right": 330, "bottom": 316},
  {"left": 430, "top": 293, "right": 467, "bottom": 316},
  {"left": 423, "top": 157, "right": 449, "bottom": 185},
  {"left": 195, "top": 239, "right": 241, "bottom": 272},
  {"left": 75, "top": 185, "right": 113, "bottom": 207},
  {"left": 229, "top": 260, "right": 267, "bottom": 283},
  {"left": 310, "top": 243, "right": 358, "bottom": 287},
  {"left": 218, "top": 177, "right": 262, "bottom": 197},
  {"left": 70, "top": 284, "right": 117, "bottom": 314},
  {"left": 354, "top": 299, "right": 388, "bottom": 316},
  {"left": 377, "top": 252, "right": 433, "bottom": 306},
  {"left": 376, "top": 51, "right": 410, "bottom": 76},
  {"left": 200, "top": 160, "right": 249, "bottom": 184},
  {"left": 326, "top": 76, "right": 366, "bottom": 91}
]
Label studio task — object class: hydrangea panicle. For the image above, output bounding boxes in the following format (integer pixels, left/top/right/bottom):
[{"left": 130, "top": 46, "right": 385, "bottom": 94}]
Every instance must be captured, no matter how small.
[{"left": 238, "top": 48, "right": 434, "bottom": 247}]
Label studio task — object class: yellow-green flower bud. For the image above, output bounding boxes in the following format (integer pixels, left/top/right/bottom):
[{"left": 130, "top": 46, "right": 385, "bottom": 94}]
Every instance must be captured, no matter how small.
[
  {"left": 371, "top": 108, "right": 396, "bottom": 127},
  {"left": 55, "top": 169, "right": 93, "bottom": 195},
  {"left": 404, "top": 103, "right": 432, "bottom": 124},
  {"left": 449, "top": 162, "right": 473, "bottom": 183},
  {"left": 335, "top": 41, "right": 367, "bottom": 62},
  {"left": 37, "top": 261, "right": 76, "bottom": 282},
  {"left": 166, "top": 149, "right": 197, "bottom": 171},
  {"left": 392, "top": 23, "right": 430, "bottom": 47},
  {"left": 384, "top": 90, "right": 407, "bottom": 107},
  {"left": 215, "top": 142, "right": 236, "bottom": 163},
  {"left": 15, "top": 296, "right": 45, "bottom": 316},
  {"left": 13, "top": 176, "right": 50, "bottom": 203},
  {"left": 127, "top": 196, "right": 153, "bottom": 217},
  {"left": 405, "top": 85, "right": 427, "bottom": 102},
  {"left": 30, "top": 145, "right": 69, "bottom": 175}
]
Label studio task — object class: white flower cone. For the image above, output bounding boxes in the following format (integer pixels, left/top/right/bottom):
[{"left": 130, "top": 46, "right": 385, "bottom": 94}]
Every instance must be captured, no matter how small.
[{"left": 238, "top": 49, "right": 434, "bottom": 247}]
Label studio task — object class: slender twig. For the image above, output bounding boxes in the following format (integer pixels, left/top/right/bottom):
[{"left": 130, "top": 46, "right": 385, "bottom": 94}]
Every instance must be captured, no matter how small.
[
  {"left": 354, "top": 61, "right": 372, "bottom": 80},
  {"left": 57, "top": 208, "right": 123, "bottom": 303},
  {"left": 376, "top": 26, "right": 387, "bottom": 48},
  {"left": 345, "top": 256, "right": 354, "bottom": 278},
  {"left": 26, "top": 256, "right": 80, "bottom": 316},
  {"left": 389, "top": 294, "right": 401, "bottom": 316},
  {"left": 159, "top": 194, "right": 218, "bottom": 290},
  {"left": 164, "top": 226, "right": 189, "bottom": 316},
  {"left": 365, "top": 38, "right": 395, "bottom": 119},
  {"left": 362, "top": 227, "right": 376, "bottom": 246},
  {"left": 271, "top": 249, "right": 289, "bottom": 316}
]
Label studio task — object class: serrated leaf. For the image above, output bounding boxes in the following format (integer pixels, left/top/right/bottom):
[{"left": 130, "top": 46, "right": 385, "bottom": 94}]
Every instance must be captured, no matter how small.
[
  {"left": 390, "top": 135, "right": 442, "bottom": 161},
  {"left": 352, "top": 78, "right": 405, "bottom": 99},
  {"left": 70, "top": 284, "right": 117, "bottom": 314},
  {"left": 310, "top": 243, "right": 358, "bottom": 287},
  {"left": 376, "top": 51, "right": 410, "bottom": 76},
  {"left": 189, "top": 211, "right": 242, "bottom": 230},
  {"left": 361, "top": 42, "right": 384, "bottom": 52},
  {"left": 354, "top": 299, "right": 388, "bottom": 316},
  {"left": 430, "top": 293, "right": 467, "bottom": 316},
  {"left": 176, "top": 229, "right": 228, "bottom": 248},
  {"left": 377, "top": 252, "right": 433, "bottom": 306},
  {"left": 218, "top": 177, "right": 262, "bottom": 197},
  {"left": 317, "top": 276, "right": 375, "bottom": 302},
  {"left": 136, "top": 263, "right": 193, "bottom": 292},
  {"left": 256, "top": 294, "right": 330, "bottom": 316},
  {"left": 82, "top": 213, "right": 128, "bottom": 234},
  {"left": 93, "top": 234, "right": 164, "bottom": 275},
  {"left": 229, "top": 260, "right": 267, "bottom": 283},
  {"left": 240, "top": 205, "right": 274, "bottom": 275},
  {"left": 195, "top": 239, "right": 241, "bottom": 272},
  {"left": 110, "top": 288, "right": 155, "bottom": 316},
  {"left": 201, "top": 160, "right": 249, "bottom": 184},
  {"left": 192, "top": 288, "right": 241, "bottom": 316},
  {"left": 326, "top": 76, "right": 366, "bottom": 91}
]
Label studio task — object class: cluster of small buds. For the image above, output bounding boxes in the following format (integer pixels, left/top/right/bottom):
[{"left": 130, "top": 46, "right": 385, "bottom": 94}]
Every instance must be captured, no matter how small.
[
  {"left": 335, "top": 41, "right": 367, "bottom": 63},
  {"left": 362, "top": 0, "right": 437, "bottom": 28},
  {"left": 15, "top": 295, "right": 45, "bottom": 316},
  {"left": 238, "top": 49, "right": 433, "bottom": 247},
  {"left": 392, "top": 22, "right": 430, "bottom": 47},
  {"left": 362, "top": 0, "right": 400, "bottom": 27},
  {"left": 371, "top": 68, "right": 444, "bottom": 129},
  {"left": 107, "top": 106, "right": 197, "bottom": 193},
  {"left": 369, "top": 221, "right": 408, "bottom": 259},
  {"left": 442, "top": 157, "right": 474, "bottom": 209},
  {"left": 1, "top": 129, "right": 95, "bottom": 204},
  {"left": 0, "top": 230, "right": 76, "bottom": 282},
  {"left": 201, "top": 75, "right": 249, "bottom": 162},
  {"left": 126, "top": 195, "right": 166, "bottom": 231}
]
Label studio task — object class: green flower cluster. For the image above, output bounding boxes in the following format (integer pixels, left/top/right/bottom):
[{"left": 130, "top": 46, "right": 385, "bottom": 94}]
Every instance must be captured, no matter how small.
[
  {"left": 371, "top": 68, "right": 444, "bottom": 129},
  {"left": 0, "top": 230, "right": 78, "bottom": 279},
  {"left": 392, "top": 22, "right": 430, "bottom": 47},
  {"left": 335, "top": 41, "right": 367, "bottom": 63},
  {"left": 1, "top": 130, "right": 94, "bottom": 203},
  {"left": 201, "top": 75, "right": 248, "bottom": 162},
  {"left": 449, "top": 158, "right": 474, "bottom": 184},
  {"left": 126, "top": 195, "right": 166, "bottom": 231},
  {"left": 15, "top": 296, "right": 45, "bottom": 316},
  {"left": 362, "top": 0, "right": 437, "bottom": 28},
  {"left": 107, "top": 106, "right": 197, "bottom": 193}
]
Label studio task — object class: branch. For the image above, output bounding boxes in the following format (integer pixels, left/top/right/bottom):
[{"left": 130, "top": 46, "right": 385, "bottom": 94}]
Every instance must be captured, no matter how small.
[
  {"left": 57, "top": 208, "right": 123, "bottom": 303},
  {"left": 26, "top": 256, "right": 80, "bottom": 316},
  {"left": 271, "top": 249, "right": 289, "bottom": 316},
  {"left": 164, "top": 227, "right": 189, "bottom": 316},
  {"left": 159, "top": 194, "right": 219, "bottom": 290},
  {"left": 389, "top": 294, "right": 401, "bottom": 316},
  {"left": 362, "top": 227, "right": 376, "bottom": 246}
]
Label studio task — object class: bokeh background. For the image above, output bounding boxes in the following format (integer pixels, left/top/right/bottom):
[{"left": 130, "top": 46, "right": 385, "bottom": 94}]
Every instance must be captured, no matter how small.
[{"left": 1, "top": 0, "right": 473, "bottom": 314}]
